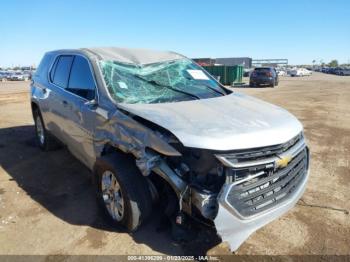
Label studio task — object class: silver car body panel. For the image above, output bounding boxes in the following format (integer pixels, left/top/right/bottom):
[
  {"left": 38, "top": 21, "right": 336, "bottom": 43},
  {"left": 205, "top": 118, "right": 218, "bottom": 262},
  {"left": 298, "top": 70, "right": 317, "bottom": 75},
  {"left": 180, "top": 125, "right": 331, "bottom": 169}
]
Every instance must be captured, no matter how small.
[
  {"left": 83, "top": 47, "right": 186, "bottom": 65},
  {"left": 118, "top": 92, "right": 303, "bottom": 151},
  {"left": 92, "top": 107, "right": 181, "bottom": 174}
]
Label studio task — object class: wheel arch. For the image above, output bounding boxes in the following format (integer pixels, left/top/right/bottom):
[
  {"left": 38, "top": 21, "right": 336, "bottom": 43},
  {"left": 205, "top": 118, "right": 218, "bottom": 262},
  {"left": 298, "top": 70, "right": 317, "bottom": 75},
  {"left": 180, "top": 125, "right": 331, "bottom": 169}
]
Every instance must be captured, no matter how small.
[
  {"left": 93, "top": 143, "right": 185, "bottom": 208},
  {"left": 31, "top": 101, "right": 39, "bottom": 118}
]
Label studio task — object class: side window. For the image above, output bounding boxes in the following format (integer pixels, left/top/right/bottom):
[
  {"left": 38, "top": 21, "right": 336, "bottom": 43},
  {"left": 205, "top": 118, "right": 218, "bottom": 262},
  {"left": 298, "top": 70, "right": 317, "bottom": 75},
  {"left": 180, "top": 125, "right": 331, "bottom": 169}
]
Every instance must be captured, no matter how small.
[
  {"left": 52, "top": 56, "right": 73, "bottom": 88},
  {"left": 35, "top": 53, "right": 54, "bottom": 80},
  {"left": 68, "top": 56, "right": 96, "bottom": 100},
  {"left": 50, "top": 59, "right": 58, "bottom": 81}
]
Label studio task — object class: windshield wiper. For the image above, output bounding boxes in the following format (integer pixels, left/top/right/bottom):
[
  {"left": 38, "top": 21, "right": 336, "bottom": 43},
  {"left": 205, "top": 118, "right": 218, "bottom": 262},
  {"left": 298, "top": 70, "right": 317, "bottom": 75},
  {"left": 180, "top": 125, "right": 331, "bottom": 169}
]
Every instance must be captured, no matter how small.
[
  {"left": 201, "top": 82, "right": 226, "bottom": 96},
  {"left": 134, "top": 75, "right": 200, "bottom": 100},
  {"left": 185, "top": 77, "right": 226, "bottom": 96}
]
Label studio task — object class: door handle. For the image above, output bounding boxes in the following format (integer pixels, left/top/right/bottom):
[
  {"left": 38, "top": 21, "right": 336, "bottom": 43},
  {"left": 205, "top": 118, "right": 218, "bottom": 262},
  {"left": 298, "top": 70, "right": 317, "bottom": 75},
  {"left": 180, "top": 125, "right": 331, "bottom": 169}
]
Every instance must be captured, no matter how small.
[
  {"left": 37, "top": 85, "right": 47, "bottom": 93},
  {"left": 62, "top": 100, "right": 68, "bottom": 106}
]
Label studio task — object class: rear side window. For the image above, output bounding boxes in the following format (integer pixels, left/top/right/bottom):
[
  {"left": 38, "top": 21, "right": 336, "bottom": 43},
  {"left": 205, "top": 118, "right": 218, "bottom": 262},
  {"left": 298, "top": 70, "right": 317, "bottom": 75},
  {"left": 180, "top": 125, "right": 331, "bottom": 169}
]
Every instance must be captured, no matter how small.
[
  {"left": 52, "top": 56, "right": 73, "bottom": 88},
  {"left": 35, "top": 53, "right": 54, "bottom": 79},
  {"left": 67, "top": 56, "right": 96, "bottom": 100}
]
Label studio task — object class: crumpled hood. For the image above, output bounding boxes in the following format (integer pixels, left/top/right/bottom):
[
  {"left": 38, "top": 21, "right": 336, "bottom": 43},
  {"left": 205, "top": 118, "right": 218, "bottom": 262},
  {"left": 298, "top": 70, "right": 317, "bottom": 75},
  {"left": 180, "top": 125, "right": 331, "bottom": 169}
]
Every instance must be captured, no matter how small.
[{"left": 118, "top": 92, "right": 303, "bottom": 151}]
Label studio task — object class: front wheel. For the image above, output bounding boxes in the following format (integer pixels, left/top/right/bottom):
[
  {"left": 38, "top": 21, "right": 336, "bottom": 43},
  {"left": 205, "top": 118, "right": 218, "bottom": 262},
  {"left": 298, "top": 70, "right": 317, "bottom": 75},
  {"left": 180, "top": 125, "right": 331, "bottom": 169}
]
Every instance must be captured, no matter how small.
[{"left": 94, "top": 153, "right": 153, "bottom": 231}]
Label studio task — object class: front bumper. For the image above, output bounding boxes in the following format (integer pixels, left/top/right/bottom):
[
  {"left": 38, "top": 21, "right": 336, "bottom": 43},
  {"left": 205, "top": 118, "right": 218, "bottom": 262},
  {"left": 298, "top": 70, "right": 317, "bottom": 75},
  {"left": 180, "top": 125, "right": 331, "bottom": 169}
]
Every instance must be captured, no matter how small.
[{"left": 214, "top": 149, "right": 310, "bottom": 251}]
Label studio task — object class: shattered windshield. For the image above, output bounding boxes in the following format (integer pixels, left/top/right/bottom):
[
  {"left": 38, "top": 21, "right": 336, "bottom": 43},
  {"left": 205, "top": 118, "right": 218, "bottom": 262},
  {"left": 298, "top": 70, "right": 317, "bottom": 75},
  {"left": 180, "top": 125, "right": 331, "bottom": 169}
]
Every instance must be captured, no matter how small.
[{"left": 99, "top": 58, "right": 227, "bottom": 104}]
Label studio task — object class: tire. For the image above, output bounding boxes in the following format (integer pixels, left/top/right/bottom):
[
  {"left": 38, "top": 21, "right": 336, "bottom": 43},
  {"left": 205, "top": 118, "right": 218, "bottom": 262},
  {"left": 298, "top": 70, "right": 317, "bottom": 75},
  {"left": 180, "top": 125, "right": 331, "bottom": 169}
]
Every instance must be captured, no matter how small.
[
  {"left": 94, "top": 152, "right": 153, "bottom": 231},
  {"left": 33, "top": 109, "right": 61, "bottom": 151},
  {"left": 271, "top": 81, "right": 275, "bottom": 88}
]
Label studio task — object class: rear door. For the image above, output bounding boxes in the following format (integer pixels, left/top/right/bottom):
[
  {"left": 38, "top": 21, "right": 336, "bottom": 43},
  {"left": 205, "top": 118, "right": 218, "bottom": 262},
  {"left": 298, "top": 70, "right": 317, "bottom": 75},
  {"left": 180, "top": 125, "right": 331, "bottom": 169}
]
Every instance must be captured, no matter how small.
[{"left": 46, "top": 55, "right": 74, "bottom": 143}]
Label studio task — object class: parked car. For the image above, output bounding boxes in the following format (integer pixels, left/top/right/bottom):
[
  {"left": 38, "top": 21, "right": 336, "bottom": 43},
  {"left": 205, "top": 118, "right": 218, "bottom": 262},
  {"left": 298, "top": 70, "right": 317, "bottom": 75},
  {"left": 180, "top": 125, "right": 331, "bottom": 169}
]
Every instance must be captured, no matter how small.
[
  {"left": 335, "top": 68, "right": 350, "bottom": 76},
  {"left": 277, "top": 70, "right": 287, "bottom": 76},
  {"left": 31, "top": 48, "right": 309, "bottom": 251},
  {"left": 0, "top": 72, "right": 7, "bottom": 81},
  {"left": 24, "top": 71, "right": 32, "bottom": 80},
  {"left": 289, "top": 68, "right": 311, "bottom": 77},
  {"left": 0, "top": 71, "right": 11, "bottom": 81},
  {"left": 289, "top": 69, "right": 300, "bottom": 77},
  {"left": 8, "top": 72, "right": 30, "bottom": 81},
  {"left": 249, "top": 67, "right": 279, "bottom": 87},
  {"left": 327, "top": 68, "right": 337, "bottom": 74},
  {"left": 300, "top": 68, "right": 311, "bottom": 76}
]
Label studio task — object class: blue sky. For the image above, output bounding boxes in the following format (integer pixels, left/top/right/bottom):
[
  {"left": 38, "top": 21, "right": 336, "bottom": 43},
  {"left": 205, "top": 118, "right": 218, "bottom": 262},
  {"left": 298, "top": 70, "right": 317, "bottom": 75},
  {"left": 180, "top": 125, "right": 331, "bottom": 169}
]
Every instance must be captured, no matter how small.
[{"left": 1, "top": 0, "right": 349, "bottom": 67}]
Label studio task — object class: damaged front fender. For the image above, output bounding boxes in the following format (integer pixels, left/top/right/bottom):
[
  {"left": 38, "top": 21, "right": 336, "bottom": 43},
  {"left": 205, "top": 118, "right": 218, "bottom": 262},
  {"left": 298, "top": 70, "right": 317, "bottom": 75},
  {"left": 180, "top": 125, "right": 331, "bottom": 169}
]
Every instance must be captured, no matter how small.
[{"left": 93, "top": 106, "right": 181, "bottom": 175}]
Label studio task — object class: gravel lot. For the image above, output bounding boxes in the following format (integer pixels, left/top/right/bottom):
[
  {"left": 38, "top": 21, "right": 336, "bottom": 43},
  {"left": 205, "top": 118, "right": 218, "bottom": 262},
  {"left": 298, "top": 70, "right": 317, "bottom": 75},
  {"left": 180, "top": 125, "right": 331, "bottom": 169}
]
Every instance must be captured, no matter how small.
[{"left": 0, "top": 72, "right": 349, "bottom": 256}]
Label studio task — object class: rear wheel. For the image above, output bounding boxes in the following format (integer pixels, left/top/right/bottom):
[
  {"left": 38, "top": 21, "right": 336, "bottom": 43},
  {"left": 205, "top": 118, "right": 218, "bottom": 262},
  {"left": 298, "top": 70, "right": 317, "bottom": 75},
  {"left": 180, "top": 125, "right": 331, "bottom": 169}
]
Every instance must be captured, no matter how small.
[
  {"left": 33, "top": 109, "right": 61, "bottom": 151},
  {"left": 94, "top": 153, "right": 153, "bottom": 231}
]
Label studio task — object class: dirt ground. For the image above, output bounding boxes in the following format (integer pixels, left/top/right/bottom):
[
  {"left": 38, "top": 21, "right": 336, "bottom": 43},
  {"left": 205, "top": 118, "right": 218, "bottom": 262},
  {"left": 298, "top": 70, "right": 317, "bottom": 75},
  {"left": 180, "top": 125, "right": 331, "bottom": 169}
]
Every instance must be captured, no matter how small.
[{"left": 0, "top": 72, "right": 349, "bottom": 256}]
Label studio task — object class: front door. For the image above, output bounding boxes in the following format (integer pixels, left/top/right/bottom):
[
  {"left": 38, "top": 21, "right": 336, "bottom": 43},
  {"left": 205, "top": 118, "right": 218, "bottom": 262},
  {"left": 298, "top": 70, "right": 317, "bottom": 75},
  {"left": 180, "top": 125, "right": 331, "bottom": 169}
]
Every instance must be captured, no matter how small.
[{"left": 60, "top": 55, "right": 97, "bottom": 169}]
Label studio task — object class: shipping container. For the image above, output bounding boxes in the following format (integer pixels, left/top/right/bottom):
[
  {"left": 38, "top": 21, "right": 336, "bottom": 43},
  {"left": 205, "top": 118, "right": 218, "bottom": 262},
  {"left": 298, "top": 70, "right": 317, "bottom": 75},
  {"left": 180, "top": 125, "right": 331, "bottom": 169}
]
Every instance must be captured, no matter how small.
[{"left": 203, "top": 65, "right": 243, "bottom": 85}]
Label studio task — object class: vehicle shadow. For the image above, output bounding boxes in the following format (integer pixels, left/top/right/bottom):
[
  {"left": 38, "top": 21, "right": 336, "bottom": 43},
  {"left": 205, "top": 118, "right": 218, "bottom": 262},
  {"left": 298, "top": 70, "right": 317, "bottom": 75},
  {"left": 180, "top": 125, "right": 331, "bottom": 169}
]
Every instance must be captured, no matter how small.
[{"left": 0, "top": 125, "right": 222, "bottom": 256}]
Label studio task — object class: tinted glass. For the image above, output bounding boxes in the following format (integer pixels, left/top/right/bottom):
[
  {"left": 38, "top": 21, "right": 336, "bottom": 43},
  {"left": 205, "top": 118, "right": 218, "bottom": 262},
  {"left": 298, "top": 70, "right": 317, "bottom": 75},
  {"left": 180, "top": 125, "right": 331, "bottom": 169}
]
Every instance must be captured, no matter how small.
[
  {"left": 68, "top": 56, "right": 95, "bottom": 100},
  {"left": 52, "top": 56, "right": 73, "bottom": 87},
  {"left": 254, "top": 68, "right": 272, "bottom": 71},
  {"left": 50, "top": 59, "right": 57, "bottom": 81},
  {"left": 35, "top": 53, "right": 54, "bottom": 79}
]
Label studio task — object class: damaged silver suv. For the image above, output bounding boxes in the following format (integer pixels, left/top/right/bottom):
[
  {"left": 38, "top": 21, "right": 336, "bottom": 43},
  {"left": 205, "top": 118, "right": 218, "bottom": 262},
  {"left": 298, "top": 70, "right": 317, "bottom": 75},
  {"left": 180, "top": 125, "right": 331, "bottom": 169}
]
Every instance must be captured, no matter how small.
[{"left": 31, "top": 47, "right": 309, "bottom": 251}]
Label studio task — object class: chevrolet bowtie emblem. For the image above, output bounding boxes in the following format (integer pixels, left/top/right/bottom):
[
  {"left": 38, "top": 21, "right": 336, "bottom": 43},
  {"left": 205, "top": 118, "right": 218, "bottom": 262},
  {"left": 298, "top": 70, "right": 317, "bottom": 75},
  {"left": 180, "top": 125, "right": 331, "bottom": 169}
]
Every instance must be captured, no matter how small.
[{"left": 276, "top": 156, "right": 292, "bottom": 168}]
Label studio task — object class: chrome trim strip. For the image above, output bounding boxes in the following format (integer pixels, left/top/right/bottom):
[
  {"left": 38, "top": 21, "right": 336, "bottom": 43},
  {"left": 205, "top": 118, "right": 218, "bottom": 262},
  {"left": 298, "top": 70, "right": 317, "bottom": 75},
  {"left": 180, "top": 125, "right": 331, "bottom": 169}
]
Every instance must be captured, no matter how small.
[
  {"left": 230, "top": 171, "right": 266, "bottom": 186},
  {"left": 216, "top": 154, "right": 276, "bottom": 169},
  {"left": 279, "top": 138, "right": 306, "bottom": 159},
  {"left": 216, "top": 137, "right": 306, "bottom": 169}
]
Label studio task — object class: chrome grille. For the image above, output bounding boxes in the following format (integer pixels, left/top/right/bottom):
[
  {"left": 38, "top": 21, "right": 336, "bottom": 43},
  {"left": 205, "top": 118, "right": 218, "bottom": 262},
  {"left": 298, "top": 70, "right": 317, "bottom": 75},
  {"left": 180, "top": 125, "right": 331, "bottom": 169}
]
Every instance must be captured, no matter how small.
[{"left": 216, "top": 133, "right": 309, "bottom": 217}]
